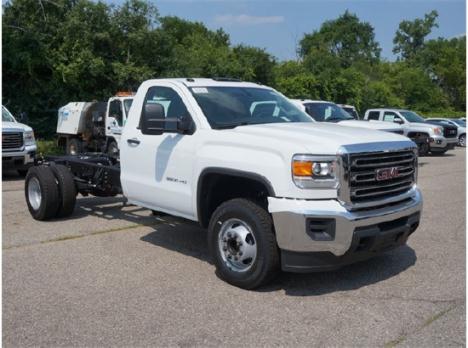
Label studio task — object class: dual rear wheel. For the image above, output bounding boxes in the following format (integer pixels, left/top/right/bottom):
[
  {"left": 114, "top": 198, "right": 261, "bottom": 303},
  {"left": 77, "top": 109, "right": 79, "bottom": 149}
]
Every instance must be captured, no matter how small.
[{"left": 25, "top": 165, "right": 77, "bottom": 220}]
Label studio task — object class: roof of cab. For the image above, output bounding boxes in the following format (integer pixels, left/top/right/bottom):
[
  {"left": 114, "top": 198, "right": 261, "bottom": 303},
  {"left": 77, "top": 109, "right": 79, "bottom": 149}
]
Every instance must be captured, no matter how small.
[{"left": 143, "top": 78, "right": 269, "bottom": 89}]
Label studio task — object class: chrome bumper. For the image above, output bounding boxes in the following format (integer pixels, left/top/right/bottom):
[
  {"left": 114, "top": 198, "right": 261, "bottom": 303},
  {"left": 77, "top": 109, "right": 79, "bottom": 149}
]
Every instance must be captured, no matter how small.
[
  {"left": 268, "top": 187, "right": 423, "bottom": 256},
  {"left": 429, "top": 135, "right": 457, "bottom": 149},
  {"left": 2, "top": 144, "right": 37, "bottom": 167}
]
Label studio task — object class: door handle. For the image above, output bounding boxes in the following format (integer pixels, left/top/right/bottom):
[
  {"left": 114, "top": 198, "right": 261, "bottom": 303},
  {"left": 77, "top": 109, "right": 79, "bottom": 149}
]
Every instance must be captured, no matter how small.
[{"left": 127, "top": 138, "right": 140, "bottom": 145}]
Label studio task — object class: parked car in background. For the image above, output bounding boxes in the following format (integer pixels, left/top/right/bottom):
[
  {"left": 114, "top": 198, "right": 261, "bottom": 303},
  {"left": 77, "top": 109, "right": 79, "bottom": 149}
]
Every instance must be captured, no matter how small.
[
  {"left": 292, "top": 100, "right": 404, "bottom": 134},
  {"left": 2, "top": 105, "right": 37, "bottom": 175},
  {"left": 57, "top": 92, "right": 134, "bottom": 157},
  {"left": 364, "top": 108, "right": 457, "bottom": 155},
  {"left": 426, "top": 118, "right": 466, "bottom": 147},
  {"left": 338, "top": 104, "right": 360, "bottom": 119}
]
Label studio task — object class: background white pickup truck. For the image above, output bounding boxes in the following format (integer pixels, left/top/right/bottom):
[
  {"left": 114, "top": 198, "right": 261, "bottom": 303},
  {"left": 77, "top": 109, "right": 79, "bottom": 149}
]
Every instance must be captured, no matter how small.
[
  {"left": 364, "top": 108, "right": 458, "bottom": 155},
  {"left": 291, "top": 99, "right": 404, "bottom": 134},
  {"left": 2, "top": 105, "right": 37, "bottom": 175},
  {"left": 24, "top": 78, "right": 423, "bottom": 289}
]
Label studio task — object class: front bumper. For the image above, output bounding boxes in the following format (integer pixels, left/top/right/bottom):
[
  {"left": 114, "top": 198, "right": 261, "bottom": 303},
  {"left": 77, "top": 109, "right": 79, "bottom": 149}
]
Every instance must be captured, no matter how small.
[
  {"left": 268, "top": 187, "right": 422, "bottom": 272},
  {"left": 2, "top": 144, "right": 37, "bottom": 169},
  {"left": 429, "top": 135, "right": 457, "bottom": 150}
]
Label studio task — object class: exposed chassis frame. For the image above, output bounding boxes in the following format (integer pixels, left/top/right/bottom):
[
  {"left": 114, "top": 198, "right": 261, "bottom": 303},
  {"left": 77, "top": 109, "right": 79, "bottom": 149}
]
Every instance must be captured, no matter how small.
[{"left": 39, "top": 153, "right": 122, "bottom": 197}]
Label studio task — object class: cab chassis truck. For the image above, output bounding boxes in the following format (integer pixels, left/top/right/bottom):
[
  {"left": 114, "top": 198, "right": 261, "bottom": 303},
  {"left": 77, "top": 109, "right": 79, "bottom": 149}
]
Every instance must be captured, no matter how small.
[{"left": 25, "top": 78, "right": 423, "bottom": 289}]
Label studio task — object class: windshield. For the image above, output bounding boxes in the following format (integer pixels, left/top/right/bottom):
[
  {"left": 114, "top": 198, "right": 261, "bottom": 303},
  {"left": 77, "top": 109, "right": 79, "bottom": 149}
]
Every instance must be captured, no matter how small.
[
  {"left": 400, "top": 111, "right": 425, "bottom": 123},
  {"left": 2, "top": 106, "right": 16, "bottom": 122},
  {"left": 342, "top": 107, "right": 359, "bottom": 119},
  {"left": 451, "top": 119, "right": 466, "bottom": 127},
  {"left": 189, "top": 87, "right": 313, "bottom": 129},
  {"left": 304, "top": 102, "right": 354, "bottom": 122},
  {"left": 123, "top": 99, "right": 133, "bottom": 115}
]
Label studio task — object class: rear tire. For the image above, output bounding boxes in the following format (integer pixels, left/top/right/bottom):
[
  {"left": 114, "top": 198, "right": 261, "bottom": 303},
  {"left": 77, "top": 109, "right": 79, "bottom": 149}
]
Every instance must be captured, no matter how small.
[
  {"left": 25, "top": 166, "right": 60, "bottom": 221},
  {"left": 208, "top": 198, "right": 280, "bottom": 289},
  {"left": 66, "top": 138, "right": 82, "bottom": 155},
  {"left": 459, "top": 134, "right": 466, "bottom": 147},
  {"left": 50, "top": 164, "right": 77, "bottom": 218}
]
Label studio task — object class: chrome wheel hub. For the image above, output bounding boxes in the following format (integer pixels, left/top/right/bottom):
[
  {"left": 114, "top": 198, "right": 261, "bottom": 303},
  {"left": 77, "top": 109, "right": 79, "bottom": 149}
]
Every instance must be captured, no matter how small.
[
  {"left": 218, "top": 218, "right": 257, "bottom": 272},
  {"left": 28, "top": 177, "right": 42, "bottom": 210}
]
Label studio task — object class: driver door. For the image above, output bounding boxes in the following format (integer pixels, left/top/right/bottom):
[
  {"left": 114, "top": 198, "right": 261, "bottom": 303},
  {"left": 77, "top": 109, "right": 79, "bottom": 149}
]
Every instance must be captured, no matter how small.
[{"left": 120, "top": 84, "right": 198, "bottom": 219}]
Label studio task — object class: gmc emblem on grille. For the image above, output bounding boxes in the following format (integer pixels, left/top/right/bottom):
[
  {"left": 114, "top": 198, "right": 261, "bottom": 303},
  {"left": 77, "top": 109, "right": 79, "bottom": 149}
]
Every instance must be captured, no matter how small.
[{"left": 375, "top": 167, "right": 400, "bottom": 181}]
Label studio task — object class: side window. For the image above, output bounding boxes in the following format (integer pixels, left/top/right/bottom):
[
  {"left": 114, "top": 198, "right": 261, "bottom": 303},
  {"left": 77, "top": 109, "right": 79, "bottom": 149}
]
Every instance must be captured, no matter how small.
[
  {"left": 367, "top": 111, "right": 380, "bottom": 120},
  {"left": 140, "top": 86, "right": 193, "bottom": 134},
  {"left": 109, "top": 100, "right": 123, "bottom": 126},
  {"left": 383, "top": 112, "right": 402, "bottom": 123}
]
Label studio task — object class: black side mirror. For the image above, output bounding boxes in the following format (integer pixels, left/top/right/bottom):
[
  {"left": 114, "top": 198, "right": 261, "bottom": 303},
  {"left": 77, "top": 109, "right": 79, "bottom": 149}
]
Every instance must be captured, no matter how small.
[{"left": 141, "top": 103, "right": 193, "bottom": 135}]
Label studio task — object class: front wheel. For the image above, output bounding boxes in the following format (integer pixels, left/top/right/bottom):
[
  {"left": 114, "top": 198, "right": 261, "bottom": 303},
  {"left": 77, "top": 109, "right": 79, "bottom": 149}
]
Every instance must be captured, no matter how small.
[
  {"left": 459, "top": 134, "right": 466, "bottom": 147},
  {"left": 107, "top": 140, "right": 119, "bottom": 159},
  {"left": 418, "top": 141, "right": 430, "bottom": 156},
  {"left": 66, "top": 138, "right": 82, "bottom": 155},
  {"left": 208, "top": 198, "right": 279, "bottom": 289}
]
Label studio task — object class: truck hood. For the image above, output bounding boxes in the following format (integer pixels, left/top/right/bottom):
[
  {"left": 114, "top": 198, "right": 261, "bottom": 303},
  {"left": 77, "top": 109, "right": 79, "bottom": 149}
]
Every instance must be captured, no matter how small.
[
  {"left": 2, "top": 121, "right": 32, "bottom": 132},
  {"left": 225, "top": 122, "right": 411, "bottom": 155},
  {"left": 337, "top": 120, "right": 402, "bottom": 131},
  {"left": 408, "top": 122, "right": 438, "bottom": 130}
]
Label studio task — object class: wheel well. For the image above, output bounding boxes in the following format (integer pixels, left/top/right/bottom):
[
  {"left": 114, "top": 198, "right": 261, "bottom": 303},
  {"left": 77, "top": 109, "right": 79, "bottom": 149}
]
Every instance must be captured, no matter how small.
[
  {"left": 197, "top": 169, "right": 274, "bottom": 228},
  {"left": 407, "top": 132, "right": 429, "bottom": 144}
]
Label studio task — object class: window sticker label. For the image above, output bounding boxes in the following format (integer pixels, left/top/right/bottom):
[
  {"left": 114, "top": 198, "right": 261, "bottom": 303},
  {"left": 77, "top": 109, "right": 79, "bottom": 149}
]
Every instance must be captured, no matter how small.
[{"left": 192, "top": 87, "right": 209, "bottom": 94}]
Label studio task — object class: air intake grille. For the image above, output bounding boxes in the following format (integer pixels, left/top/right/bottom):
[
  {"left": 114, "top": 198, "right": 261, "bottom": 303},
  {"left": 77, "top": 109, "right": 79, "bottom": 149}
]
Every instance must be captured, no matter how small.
[
  {"left": 348, "top": 150, "right": 416, "bottom": 204},
  {"left": 443, "top": 127, "right": 458, "bottom": 138},
  {"left": 2, "top": 132, "right": 23, "bottom": 150}
]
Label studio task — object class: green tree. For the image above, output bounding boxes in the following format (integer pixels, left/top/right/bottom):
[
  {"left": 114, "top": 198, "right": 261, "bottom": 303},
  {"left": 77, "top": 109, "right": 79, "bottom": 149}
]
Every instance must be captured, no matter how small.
[
  {"left": 299, "top": 10, "right": 381, "bottom": 68},
  {"left": 393, "top": 10, "right": 438, "bottom": 60},
  {"left": 417, "top": 36, "right": 466, "bottom": 110}
]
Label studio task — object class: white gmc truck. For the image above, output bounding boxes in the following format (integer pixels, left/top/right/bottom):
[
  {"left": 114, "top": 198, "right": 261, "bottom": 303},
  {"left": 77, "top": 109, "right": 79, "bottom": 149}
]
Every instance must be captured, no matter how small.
[{"left": 24, "top": 78, "right": 423, "bottom": 289}]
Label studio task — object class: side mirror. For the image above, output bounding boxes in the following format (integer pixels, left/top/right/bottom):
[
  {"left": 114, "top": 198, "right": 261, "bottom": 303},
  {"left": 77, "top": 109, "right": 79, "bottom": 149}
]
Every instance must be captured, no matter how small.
[
  {"left": 394, "top": 118, "right": 404, "bottom": 124},
  {"left": 141, "top": 103, "right": 193, "bottom": 135}
]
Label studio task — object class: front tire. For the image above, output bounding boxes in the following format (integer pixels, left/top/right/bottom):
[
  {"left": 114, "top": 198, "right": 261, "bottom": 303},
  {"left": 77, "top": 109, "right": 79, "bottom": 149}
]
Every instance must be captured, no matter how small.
[
  {"left": 107, "top": 140, "right": 119, "bottom": 159},
  {"left": 25, "top": 166, "right": 60, "bottom": 221},
  {"left": 208, "top": 198, "right": 279, "bottom": 289},
  {"left": 66, "top": 138, "right": 82, "bottom": 155}
]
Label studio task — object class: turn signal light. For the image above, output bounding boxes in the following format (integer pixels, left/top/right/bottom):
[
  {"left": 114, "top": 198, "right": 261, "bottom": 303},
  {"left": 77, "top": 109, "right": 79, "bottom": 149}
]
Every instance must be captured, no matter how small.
[{"left": 292, "top": 161, "right": 312, "bottom": 177}]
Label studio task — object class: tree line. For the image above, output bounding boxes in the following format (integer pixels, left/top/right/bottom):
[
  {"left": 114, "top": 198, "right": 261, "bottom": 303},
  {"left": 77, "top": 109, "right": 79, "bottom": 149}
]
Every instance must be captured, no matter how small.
[{"left": 2, "top": 0, "right": 466, "bottom": 137}]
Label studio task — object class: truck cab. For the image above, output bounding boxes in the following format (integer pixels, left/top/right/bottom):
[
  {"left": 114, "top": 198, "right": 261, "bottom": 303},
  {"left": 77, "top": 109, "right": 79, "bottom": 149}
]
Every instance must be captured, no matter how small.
[
  {"left": 57, "top": 93, "right": 133, "bottom": 157},
  {"left": 105, "top": 93, "right": 134, "bottom": 156},
  {"left": 364, "top": 108, "right": 457, "bottom": 155}
]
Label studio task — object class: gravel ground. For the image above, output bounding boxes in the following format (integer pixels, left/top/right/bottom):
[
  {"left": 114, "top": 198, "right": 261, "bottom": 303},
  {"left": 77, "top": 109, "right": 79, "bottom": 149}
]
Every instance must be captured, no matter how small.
[{"left": 2, "top": 147, "right": 465, "bottom": 347}]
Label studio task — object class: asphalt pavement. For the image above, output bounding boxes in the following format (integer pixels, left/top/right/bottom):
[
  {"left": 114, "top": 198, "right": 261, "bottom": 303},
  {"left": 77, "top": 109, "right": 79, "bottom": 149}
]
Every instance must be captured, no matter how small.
[{"left": 2, "top": 148, "right": 466, "bottom": 347}]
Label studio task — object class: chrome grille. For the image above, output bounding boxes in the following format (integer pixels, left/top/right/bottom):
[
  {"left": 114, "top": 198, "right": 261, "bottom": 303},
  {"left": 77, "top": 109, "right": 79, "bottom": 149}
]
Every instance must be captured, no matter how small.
[
  {"left": 346, "top": 149, "right": 416, "bottom": 205},
  {"left": 2, "top": 132, "right": 23, "bottom": 150}
]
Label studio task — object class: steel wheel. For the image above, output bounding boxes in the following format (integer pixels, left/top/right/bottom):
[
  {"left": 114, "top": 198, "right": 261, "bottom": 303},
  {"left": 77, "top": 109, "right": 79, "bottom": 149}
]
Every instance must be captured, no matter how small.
[
  {"left": 27, "top": 176, "right": 42, "bottom": 210},
  {"left": 218, "top": 218, "right": 257, "bottom": 273}
]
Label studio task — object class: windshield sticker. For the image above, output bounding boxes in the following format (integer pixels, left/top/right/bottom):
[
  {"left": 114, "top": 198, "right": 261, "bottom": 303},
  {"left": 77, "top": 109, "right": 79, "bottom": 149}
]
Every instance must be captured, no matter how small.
[{"left": 192, "top": 87, "right": 209, "bottom": 94}]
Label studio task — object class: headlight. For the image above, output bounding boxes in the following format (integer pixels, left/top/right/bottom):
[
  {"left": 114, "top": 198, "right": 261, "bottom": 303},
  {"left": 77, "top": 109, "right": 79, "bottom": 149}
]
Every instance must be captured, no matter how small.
[
  {"left": 292, "top": 154, "right": 339, "bottom": 189},
  {"left": 23, "top": 130, "right": 35, "bottom": 146},
  {"left": 433, "top": 127, "right": 443, "bottom": 135}
]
